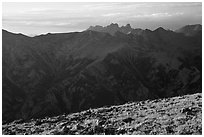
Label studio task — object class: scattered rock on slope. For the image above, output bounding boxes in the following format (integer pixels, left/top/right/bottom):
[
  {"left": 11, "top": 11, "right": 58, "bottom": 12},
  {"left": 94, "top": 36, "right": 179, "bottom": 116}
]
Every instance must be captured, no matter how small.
[{"left": 2, "top": 93, "right": 202, "bottom": 135}]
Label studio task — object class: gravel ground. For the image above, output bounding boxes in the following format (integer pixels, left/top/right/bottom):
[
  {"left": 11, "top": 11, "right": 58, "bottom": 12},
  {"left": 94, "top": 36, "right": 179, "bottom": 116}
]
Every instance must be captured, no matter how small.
[{"left": 2, "top": 93, "right": 202, "bottom": 135}]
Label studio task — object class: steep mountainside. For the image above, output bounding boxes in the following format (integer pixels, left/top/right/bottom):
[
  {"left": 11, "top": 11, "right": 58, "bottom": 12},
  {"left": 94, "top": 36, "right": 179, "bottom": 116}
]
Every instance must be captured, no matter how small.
[
  {"left": 175, "top": 24, "right": 202, "bottom": 36},
  {"left": 2, "top": 24, "right": 202, "bottom": 122},
  {"left": 2, "top": 93, "right": 202, "bottom": 135}
]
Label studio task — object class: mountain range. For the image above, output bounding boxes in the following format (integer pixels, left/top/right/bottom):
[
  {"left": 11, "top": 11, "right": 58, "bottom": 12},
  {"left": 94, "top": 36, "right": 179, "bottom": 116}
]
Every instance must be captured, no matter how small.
[{"left": 2, "top": 23, "right": 202, "bottom": 122}]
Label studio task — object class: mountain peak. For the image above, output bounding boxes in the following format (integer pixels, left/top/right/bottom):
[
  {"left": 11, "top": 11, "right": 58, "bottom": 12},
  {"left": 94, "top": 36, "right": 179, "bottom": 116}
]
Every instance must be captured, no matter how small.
[
  {"left": 155, "top": 27, "right": 166, "bottom": 31},
  {"left": 87, "top": 23, "right": 136, "bottom": 35},
  {"left": 125, "top": 23, "right": 131, "bottom": 28},
  {"left": 109, "top": 23, "right": 119, "bottom": 27}
]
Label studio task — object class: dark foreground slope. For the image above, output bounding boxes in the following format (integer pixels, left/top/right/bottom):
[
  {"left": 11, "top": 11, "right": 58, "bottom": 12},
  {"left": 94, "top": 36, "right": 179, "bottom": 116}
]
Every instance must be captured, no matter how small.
[{"left": 2, "top": 93, "right": 202, "bottom": 135}]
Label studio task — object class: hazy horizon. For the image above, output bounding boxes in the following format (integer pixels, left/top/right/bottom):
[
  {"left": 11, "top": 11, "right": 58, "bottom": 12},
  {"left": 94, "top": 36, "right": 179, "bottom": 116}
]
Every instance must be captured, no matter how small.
[{"left": 3, "top": 2, "right": 202, "bottom": 36}]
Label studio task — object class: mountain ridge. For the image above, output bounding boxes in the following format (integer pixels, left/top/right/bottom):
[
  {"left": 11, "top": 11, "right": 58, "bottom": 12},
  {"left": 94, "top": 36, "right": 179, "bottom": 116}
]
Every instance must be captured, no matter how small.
[
  {"left": 87, "top": 23, "right": 202, "bottom": 36},
  {"left": 3, "top": 23, "right": 202, "bottom": 37},
  {"left": 175, "top": 24, "right": 202, "bottom": 36}
]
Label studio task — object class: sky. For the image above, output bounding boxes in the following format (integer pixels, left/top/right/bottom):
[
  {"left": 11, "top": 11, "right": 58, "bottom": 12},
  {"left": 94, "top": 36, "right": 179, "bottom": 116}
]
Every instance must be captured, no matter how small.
[{"left": 2, "top": 2, "right": 202, "bottom": 36}]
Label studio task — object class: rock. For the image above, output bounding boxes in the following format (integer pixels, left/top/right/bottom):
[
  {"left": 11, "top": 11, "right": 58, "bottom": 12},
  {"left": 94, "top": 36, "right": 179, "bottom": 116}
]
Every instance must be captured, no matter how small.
[
  {"left": 165, "top": 126, "right": 175, "bottom": 134},
  {"left": 116, "top": 127, "right": 127, "bottom": 134},
  {"left": 35, "top": 119, "right": 43, "bottom": 126},
  {"left": 93, "top": 125, "right": 104, "bottom": 134},
  {"left": 104, "top": 127, "right": 116, "bottom": 135},
  {"left": 181, "top": 107, "right": 200, "bottom": 116},
  {"left": 14, "top": 119, "right": 24, "bottom": 124},
  {"left": 122, "top": 117, "right": 134, "bottom": 123}
]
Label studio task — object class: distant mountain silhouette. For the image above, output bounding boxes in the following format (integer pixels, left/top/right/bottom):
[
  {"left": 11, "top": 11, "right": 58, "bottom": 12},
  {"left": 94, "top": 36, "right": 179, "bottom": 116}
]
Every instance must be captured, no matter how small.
[
  {"left": 87, "top": 23, "right": 144, "bottom": 35},
  {"left": 2, "top": 24, "right": 202, "bottom": 122},
  {"left": 175, "top": 24, "right": 202, "bottom": 36}
]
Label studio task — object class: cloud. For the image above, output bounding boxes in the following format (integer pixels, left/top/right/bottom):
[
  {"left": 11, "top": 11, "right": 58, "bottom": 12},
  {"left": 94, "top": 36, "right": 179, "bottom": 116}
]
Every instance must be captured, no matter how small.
[
  {"left": 101, "top": 13, "right": 123, "bottom": 17},
  {"left": 151, "top": 13, "right": 171, "bottom": 17},
  {"left": 132, "top": 12, "right": 184, "bottom": 18}
]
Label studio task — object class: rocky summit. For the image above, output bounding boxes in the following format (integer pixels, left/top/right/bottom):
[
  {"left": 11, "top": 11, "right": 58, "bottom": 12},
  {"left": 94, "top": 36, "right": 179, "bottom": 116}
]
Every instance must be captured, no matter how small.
[
  {"left": 2, "top": 93, "right": 202, "bottom": 135},
  {"left": 87, "top": 23, "right": 143, "bottom": 35}
]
